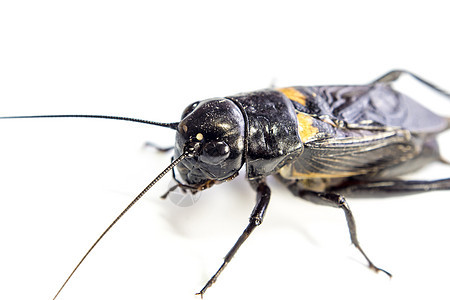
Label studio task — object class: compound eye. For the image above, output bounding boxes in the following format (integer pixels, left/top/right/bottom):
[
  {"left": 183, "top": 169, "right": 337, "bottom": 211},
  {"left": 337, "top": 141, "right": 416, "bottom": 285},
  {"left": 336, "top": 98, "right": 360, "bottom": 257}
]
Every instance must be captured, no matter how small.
[{"left": 200, "top": 141, "right": 230, "bottom": 165}]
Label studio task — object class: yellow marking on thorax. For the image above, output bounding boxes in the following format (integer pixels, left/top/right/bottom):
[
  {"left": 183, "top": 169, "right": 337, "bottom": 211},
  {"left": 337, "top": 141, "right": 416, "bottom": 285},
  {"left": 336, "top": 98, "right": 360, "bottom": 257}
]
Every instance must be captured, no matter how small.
[
  {"left": 297, "top": 112, "right": 319, "bottom": 142},
  {"left": 277, "top": 87, "right": 307, "bottom": 106}
]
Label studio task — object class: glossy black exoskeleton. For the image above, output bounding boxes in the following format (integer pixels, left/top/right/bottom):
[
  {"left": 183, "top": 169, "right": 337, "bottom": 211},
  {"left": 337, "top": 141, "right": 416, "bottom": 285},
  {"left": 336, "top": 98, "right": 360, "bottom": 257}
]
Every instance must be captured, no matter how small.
[
  {"left": 169, "top": 70, "right": 450, "bottom": 295},
  {"left": 2, "top": 70, "right": 449, "bottom": 298}
]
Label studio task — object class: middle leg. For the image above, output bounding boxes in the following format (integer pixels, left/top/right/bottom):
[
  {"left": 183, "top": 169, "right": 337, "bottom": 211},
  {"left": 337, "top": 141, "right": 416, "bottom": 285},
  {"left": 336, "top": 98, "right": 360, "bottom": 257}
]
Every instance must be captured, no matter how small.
[{"left": 284, "top": 179, "right": 391, "bottom": 277}]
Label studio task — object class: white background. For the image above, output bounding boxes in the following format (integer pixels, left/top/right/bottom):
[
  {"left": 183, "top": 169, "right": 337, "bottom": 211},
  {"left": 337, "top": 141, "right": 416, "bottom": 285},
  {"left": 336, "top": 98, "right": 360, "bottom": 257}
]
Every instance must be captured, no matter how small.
[{"left": 1, "top": 1, "right": 450, "bottom": 300}]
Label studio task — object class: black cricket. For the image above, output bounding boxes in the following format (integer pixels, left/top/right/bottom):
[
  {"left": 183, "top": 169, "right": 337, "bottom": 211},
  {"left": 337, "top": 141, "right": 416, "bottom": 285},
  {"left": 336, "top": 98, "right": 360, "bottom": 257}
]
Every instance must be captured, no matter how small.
[{"left": 2, "top": 70, "right": 449, "bottom": 298}]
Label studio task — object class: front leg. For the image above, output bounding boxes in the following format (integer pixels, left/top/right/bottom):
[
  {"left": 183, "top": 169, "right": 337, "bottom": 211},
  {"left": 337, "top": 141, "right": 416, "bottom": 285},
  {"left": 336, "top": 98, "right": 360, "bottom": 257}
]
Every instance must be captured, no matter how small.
[{"left": 196, "top": 180, "right": 271, "bottom": 297}]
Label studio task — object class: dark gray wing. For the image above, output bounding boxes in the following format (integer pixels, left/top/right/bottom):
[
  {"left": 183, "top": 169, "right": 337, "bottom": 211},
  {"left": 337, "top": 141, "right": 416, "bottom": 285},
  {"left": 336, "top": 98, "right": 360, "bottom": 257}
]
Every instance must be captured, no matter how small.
[
  {"left": 296, "top": 84, "right": 448, "bottom": 135},
  {"left": 278, "top": 129, "right": 418, "bottom": 179}
]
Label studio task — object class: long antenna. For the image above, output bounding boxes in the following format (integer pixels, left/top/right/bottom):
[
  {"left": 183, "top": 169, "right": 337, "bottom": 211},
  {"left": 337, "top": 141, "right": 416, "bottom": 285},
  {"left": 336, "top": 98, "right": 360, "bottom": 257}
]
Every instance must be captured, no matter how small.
[
  {"left": 0, "top": 114, "right": 179, "bottom": 129},
  {"left": 52, "top": 149, "right": 191, "bottom": 300}
]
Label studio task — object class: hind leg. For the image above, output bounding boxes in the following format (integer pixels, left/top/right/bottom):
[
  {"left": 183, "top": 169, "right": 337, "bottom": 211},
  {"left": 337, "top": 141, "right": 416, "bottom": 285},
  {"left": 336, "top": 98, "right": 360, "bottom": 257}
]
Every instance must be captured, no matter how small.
[
  {"left": 330, "top": 178, "right": 450, "bottom": 197},
  {"left": 372, "top": 69, "right": 450, "bottom": 98}
]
